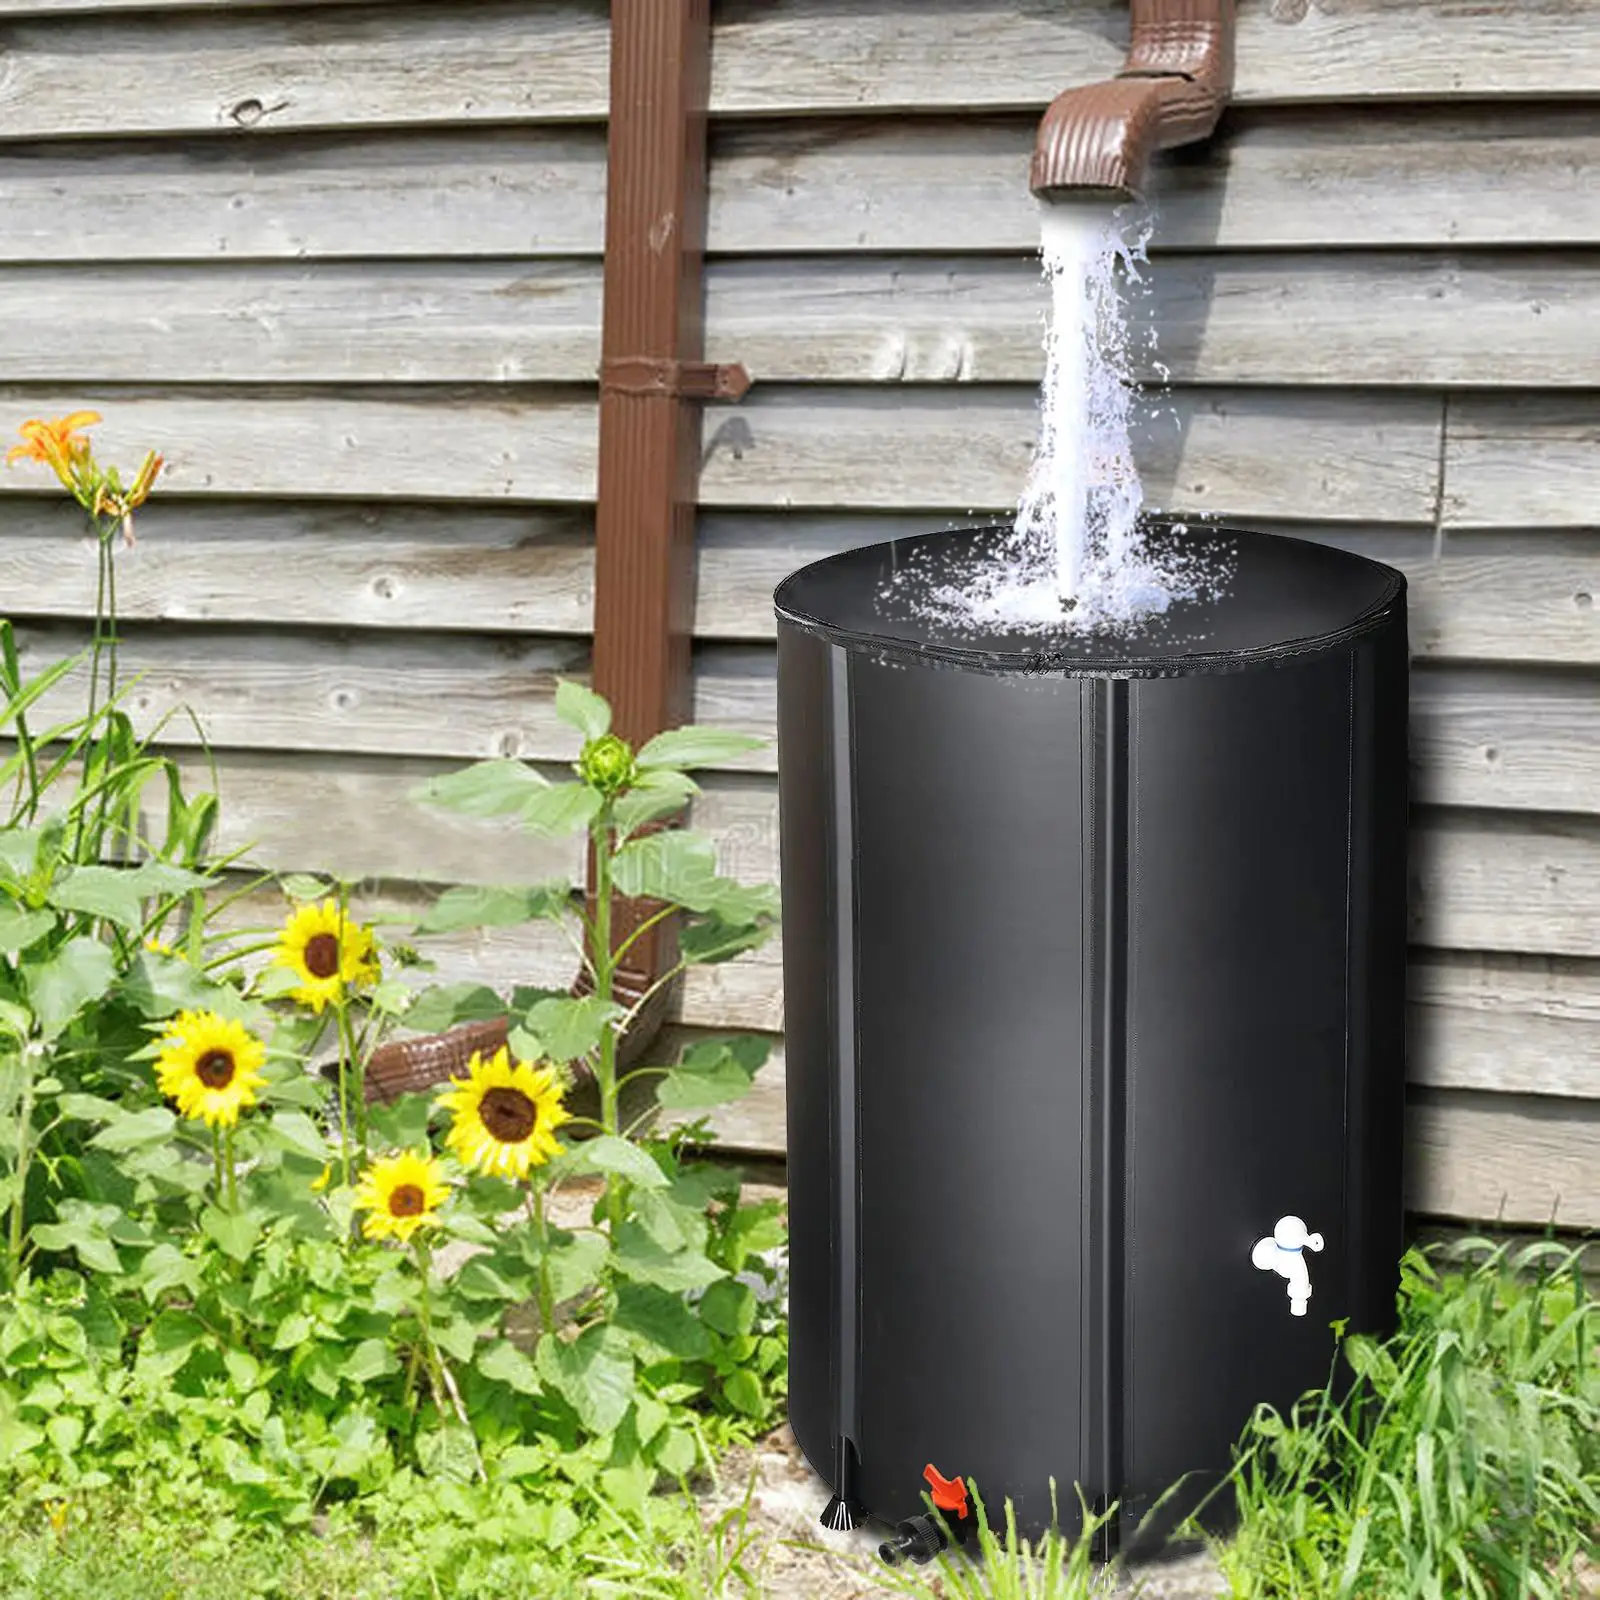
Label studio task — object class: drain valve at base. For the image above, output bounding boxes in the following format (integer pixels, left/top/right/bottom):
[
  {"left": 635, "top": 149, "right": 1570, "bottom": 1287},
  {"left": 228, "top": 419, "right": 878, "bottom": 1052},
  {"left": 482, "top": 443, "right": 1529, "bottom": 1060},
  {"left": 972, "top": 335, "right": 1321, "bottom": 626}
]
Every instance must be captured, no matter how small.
[{"left": 878, "top": 1464, "right": 974, "bottom": 1566}]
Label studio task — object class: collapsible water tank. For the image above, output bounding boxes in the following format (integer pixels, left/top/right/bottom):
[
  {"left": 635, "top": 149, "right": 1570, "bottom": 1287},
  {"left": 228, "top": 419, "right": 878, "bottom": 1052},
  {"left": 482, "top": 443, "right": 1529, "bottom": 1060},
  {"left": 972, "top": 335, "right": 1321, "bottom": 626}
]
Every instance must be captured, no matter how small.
[{"left": 774, "top": 520, "right": 1409, "bottom": 1553}]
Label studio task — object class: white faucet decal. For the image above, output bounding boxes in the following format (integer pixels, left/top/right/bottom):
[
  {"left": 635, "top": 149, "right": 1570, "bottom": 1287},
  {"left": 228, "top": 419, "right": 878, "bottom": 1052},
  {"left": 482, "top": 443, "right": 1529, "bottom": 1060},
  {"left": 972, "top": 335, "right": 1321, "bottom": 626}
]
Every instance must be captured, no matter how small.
[{"left": 1251, "top": 1215, "right": 1324, "bottom": 1316}]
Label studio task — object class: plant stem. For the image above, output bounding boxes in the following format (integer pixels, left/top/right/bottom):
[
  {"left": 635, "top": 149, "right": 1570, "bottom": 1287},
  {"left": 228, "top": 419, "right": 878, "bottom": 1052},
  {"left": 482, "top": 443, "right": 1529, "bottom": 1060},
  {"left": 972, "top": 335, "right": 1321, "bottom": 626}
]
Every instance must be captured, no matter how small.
[
  {"left": 336, "top": 999, "right": 367, "bottom": 1163},
  {"left": 223, "top": 1124, "right": 238, "bottom": 1210},
  {"left": 212, "top": 1124, "right": 225, "bottom": 1206},
  {"left": 7, "top": 1059, "right": 37, "bottom": 1285},
  {"left": 526, "top": 1185, "right": 556, "bottom": 1337},
  {"left": 335, "top": 1023, "right": 352, "bottom": 1194},
  {"left": 591, "top": 810, "right": 624, "bottom": 1237},
  {"left": 412, "top": 1240, "right": 447, "bottom": 1414}
]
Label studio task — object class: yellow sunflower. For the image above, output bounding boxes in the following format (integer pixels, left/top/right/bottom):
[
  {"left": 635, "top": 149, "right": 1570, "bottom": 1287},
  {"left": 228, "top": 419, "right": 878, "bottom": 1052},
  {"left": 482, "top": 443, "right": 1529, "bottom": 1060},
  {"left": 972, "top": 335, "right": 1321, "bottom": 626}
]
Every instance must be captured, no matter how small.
[
  {"left": 272, "top": 898, "right": 379, "bottom": 1013},
  {"left": 154, "top": 1009, "right": 267, "bottom": 1128},
  {"left": 435, "top": 1046, "right": 571, "bottom": 1181},
  {"left": 352, "top": 1150, "right": 450, "bottom": 1244}
]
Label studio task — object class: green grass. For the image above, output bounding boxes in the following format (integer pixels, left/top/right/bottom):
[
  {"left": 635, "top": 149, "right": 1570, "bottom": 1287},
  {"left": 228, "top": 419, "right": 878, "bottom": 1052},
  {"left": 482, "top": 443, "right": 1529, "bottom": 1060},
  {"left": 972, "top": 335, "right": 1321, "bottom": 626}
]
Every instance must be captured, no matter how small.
[
  {"left": 1200, "top": 1235, "right": 1599, "bottom": 1600},
  {"left": 835, "top": 1235, "right": 1596, "bottom": 1600},
  {"left": 2, "top": 1235, "right": 1593, "bottom": 1599}
]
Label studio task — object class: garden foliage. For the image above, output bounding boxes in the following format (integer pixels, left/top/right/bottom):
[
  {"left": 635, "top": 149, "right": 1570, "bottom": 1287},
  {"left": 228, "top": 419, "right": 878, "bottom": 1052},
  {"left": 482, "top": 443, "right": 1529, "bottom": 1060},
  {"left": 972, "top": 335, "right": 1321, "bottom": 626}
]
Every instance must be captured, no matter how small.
[{"left": 0, "top": 413, "right": 787, "bottom": 1588}]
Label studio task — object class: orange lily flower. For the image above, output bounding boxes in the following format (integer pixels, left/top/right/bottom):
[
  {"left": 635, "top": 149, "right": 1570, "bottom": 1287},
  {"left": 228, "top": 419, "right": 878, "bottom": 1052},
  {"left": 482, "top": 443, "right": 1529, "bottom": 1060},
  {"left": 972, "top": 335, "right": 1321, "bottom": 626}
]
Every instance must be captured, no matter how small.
[
  {"left": 93, "top": 448, "right": 164, "bottom": 545},
  {"left": 5, "top": 411, "right": 102, "bottom": 492}
]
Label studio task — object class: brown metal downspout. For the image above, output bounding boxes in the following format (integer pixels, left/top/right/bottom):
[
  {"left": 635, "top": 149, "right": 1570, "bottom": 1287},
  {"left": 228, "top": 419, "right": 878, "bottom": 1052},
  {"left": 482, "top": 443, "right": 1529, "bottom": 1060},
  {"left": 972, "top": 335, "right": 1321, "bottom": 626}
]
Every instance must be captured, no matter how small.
[
  {"left": 579, "top": 0, "right": 750, "bottom": 1067},
  {"left": 1031, "top": 0, "right": 1235, "bottom": 200},
  {"left": 365, "top": 1, "right": 746, "bottom": 1103}
]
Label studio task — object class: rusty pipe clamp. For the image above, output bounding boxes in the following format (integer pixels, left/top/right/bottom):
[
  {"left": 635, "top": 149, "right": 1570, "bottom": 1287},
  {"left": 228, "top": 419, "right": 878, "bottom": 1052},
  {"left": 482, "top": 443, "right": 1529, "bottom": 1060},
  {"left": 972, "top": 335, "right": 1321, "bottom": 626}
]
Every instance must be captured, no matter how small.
[{"left": 600, "top": 357, "right": 752, "bottom": 402}]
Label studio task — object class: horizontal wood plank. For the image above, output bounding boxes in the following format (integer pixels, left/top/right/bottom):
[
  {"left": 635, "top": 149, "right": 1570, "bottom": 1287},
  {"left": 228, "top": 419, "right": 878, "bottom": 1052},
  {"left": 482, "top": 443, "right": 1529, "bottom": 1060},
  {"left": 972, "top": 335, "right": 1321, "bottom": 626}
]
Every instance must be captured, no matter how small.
[
  {"left": 1406, "top": 1091, "right": 1600, "bottom": 1230},
  {"left": 0, "top": 3, "right": 611, "bottom": 140},
  {"left": 8, "top": 254, "right": 1591, "bottom": 389},
  {"left": 0, "top": 501, "right": 596, "bottom": 633},
  {"left": 6, "top": 512, "right": 1598, "bottom": 669},
  {"left": 3, "top": 108, "right": 1592, "bottom": 263},
  {"left": 0, "top": 130, "right": 607, "bottom": 261},
  {"left": 22, "top": 615, "right": 1600, "bottom": 816},
  {"left": 2, "top": 3, "right": 1592, "bottom": 143},
  {"left": 151, "top": 723, "right": 1600, "bottom": 960},
  {"left": 1411, "top": 667, "right": 1600, "bottom": 815},
  {"left": 1444, "top": 398, "right": 1600, "bottom": 531},
  {"left": 711, "top": 110, "right": 1600, "bottom": 253},
  {"left": 0, "top": 389, "right": 598, "bottom": 502},
  {"left": 695, "top": 388, "right": 1443, "bottom": 521},
  {"left": 0, "top": 386, "right": 1443, "bottom": 522},
  {"left": 1409, "top": 952, "right": 1600, "bottom": 1100},
  {"left": 1413, "top": 810, "right": 1600, "bottom": 960},
  {"left": 711, "top": 0, "right": 1600, "bottom": 113}
]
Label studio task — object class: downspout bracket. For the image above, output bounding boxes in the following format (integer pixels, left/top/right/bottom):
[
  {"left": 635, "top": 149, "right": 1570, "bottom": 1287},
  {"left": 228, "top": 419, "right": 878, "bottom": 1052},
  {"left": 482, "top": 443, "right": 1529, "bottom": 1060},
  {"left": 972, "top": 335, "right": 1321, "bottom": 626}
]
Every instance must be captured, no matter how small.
[{"left": 601, "top": 357, "right": 752, "bottom": 402}]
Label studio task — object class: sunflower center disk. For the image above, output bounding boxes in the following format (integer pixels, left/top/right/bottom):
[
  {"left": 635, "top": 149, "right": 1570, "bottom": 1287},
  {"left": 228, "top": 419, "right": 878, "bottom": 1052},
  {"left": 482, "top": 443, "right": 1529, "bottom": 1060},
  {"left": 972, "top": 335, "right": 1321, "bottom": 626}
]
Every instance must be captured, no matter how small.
[
  {"left": 303, "top": 932, "right": 341, "bottom": 979},
  {"left": 195, "top": 1049, "right": 237, "bottom": 1089},
  {"left": 479, "top": 1087, "right": 538, "bottom": 1144},
  {"left": 388, "top": 1184, "right": 426, "bottom": 1217}
]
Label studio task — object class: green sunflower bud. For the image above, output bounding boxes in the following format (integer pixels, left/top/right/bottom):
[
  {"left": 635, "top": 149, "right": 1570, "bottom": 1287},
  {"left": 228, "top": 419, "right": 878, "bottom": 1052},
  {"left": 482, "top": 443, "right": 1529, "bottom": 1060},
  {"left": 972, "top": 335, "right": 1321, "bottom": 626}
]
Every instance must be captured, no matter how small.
[{"left": 575, "top": 732, "right": 637, "bottom": 797}]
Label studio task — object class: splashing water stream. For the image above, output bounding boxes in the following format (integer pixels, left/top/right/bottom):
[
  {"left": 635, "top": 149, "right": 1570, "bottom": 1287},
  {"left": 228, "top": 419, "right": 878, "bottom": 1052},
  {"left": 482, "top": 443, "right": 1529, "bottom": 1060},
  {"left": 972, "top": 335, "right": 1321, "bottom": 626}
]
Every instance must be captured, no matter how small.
[{"left": 879, "top": 200, "right": 1228, "bottom": 639}]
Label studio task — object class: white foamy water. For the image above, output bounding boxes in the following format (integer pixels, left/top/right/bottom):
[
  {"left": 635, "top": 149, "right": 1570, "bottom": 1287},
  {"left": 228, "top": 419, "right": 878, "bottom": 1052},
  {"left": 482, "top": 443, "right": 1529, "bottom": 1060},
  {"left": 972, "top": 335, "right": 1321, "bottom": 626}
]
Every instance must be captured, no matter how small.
[
  {"left": 878, "top": 200, "right": 1226, "bottom": 640},
  {"left": 1021, "top": 201, "right": 1145, "bottom": 605}
]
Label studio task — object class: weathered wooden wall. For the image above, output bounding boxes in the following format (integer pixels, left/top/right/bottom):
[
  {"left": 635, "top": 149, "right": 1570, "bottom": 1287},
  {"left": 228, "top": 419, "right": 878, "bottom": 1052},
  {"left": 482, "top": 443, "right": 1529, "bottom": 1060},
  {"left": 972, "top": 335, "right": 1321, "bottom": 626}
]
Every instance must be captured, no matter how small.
[{"left": 0, "top": 0, "right": 1595, "bottom": 1230}]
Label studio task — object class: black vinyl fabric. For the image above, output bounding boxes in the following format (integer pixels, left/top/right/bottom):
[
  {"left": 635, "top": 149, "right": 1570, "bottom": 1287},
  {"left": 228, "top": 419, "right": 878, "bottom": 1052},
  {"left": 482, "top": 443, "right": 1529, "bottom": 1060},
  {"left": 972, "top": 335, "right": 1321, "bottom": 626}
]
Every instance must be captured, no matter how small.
[{"left": 776, "top": 523, "right": 1410, "bottom": 1546}]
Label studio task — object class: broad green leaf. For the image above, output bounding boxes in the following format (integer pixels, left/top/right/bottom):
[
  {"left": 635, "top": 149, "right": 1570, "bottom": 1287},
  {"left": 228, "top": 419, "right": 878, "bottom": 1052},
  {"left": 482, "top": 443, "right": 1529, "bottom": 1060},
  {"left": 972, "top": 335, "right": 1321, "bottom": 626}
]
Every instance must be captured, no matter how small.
[
  {"left": 655, "top": 1425, "right": 697, "bottom": 1477},
  {"left": 340, "top": 1339, "right": 398, "bottom": 1384},
  {"left": 0, "top": 827, "right": 43, "bottom": 883},
  {"left": 540, "top": 1230, "right": 609, "bottom": 1304},
  {"left": 431, "top": 1316, "right": 479, "bottom": 1365},
  {"left": 400, "top": 982, "right": 506, "bottom": 1034},
  {"left": 49, "top": 862, "right": 208, "bottom": 930},
  {"left": 535, "top": 1323, "right": 633, "bottom": 1435},
  {"left": 149, "top": 1309, "right": 207, "bottom": 1359},
  {"left": 655, "top": 1035, "right": 769, "bottom": 1112},
  {"left": 553, "top": 679, "right": 611, "bottom": 740},
  {"left": 611, "top": 1221, "right": 725, "bottom": 1293},
  {"left": 30, "top": 1218, "right": 121, "bottom": 1275},
  {"left": 678, "top": 910, "right": 777, "bottom": 966},
  {"left": 698, "top": 1278, "right": 757, "bottom": 1339},
  {"left": 119, "top": 948, "right": 255, "bottom": 1022},
  {"left": 412, "top": 759, "right": 548, "bottom": 819},
  {"left": 45, "top": 1413, "right": 83, "bottom": 1459},
  {"left": 413, "top": 882, "right": 570, "bottom": 936},
  {"left": 366, "top": 1090, "right": 434, "bottom": 1151},
  {"left": 278, "top": 873, "right": 331, "bottom": 902},
  {"left": 477, "top": 1339, "right": 542, "bottom": 1396},
  {"left": 518, "top": 781, "right": 602, "bottom": 837},
  {"left": 264, "top": 1110, "right": 330, "bottom": 1163},
  {"left": 0, "top": 906, "right": 56, "bottom": 954},
  {"left": 201, "top": 1206, "right": 261, "bottom": 1264},
  {"left": 522, "top": 994, "right": 622, "bottom": 1064},
  {"left": 611, "top": 829, "right": 720, "bottom": 909},
  {"left": 273, "top": 1312, "right": 314, "bottom": 1351},
  {"left": 612, "top": 1282, "right": 712, "bottom": 1361},
  {"left": 722, "top": 1368, "right": 766, "bottom": 1418},
  {"left": 0, "top": 999, "right": 30, "bottom": 1043},
  {"left": 568, "top": 1135, "right": 669, "bottom": 1190},
  {"left": 610, "top": 769, "right": 698, "bottom": 840},
  {"left": 87, "top": 1105, "right": 176, "bottom": 1153},
  {"left": 131, "top": 1242, "right": 200, "bottom": 1301},
  {"left": 26, "top": 937, "right": 115, "bottom": 1040},
  {"left": 453, "top": 1257, "right": 530, "bottom": 1303},
  {"left": 635, "top": 726, "right": 765, "bottom": 771}
]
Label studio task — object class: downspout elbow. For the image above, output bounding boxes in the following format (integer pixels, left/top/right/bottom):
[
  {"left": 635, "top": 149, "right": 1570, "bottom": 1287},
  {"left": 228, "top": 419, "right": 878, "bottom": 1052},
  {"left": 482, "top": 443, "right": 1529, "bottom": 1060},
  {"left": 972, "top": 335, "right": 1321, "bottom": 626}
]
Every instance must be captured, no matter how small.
[{"left": 1031, "top": 0, "right": 1235, "bottom": 203}]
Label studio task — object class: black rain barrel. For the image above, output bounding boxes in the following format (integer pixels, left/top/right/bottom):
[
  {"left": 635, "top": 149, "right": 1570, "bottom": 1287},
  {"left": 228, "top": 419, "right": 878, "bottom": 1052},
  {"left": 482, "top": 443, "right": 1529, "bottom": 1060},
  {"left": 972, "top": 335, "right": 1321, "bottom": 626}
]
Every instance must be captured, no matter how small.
[{"left": 774, "top": 519, "right": 1409, "bottom": 1551}]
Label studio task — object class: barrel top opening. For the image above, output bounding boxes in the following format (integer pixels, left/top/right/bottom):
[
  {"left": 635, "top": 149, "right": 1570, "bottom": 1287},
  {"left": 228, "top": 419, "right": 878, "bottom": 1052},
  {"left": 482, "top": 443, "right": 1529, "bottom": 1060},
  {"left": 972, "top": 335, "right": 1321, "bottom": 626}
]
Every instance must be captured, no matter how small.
[{"left": 772, "top": 521, "right": 1406, "bottom": 677}]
